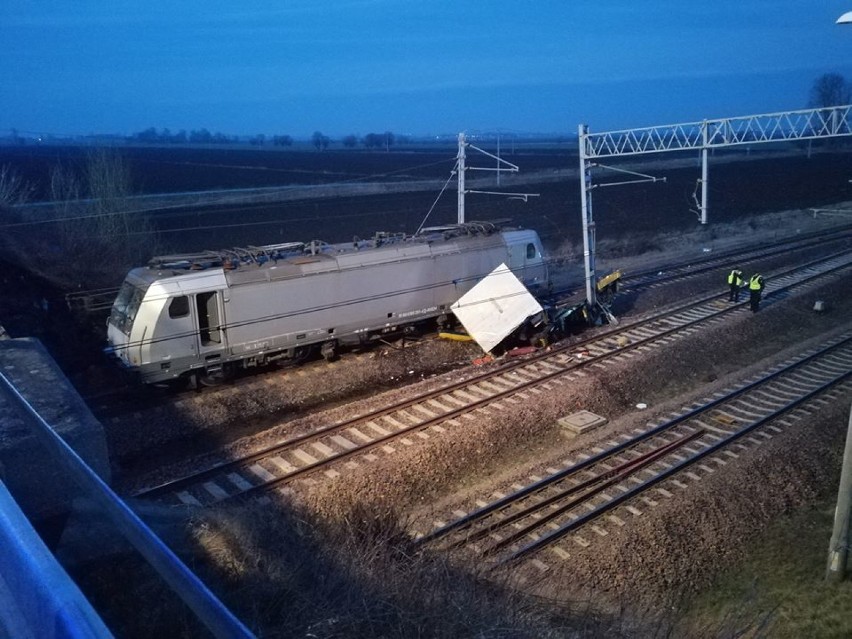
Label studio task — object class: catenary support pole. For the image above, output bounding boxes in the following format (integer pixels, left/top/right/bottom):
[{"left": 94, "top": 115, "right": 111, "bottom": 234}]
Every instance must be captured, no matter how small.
[
  {"left": 457, "top": 132, "right": 466, "bottom": 224},
  {"left": 700, "top": 120, "right": 709, "bottom": 224},
  {"left": 578, "top": 124, "right": 596, "bottom": 308},
  {"left": 827, "top": 402, "right": 852, "bottom": 582}
]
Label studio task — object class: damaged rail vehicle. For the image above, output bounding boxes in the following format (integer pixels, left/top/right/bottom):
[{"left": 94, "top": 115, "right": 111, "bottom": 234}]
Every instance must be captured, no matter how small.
[{"left": 106, "top": 222, "right": 550, "bottom": 386}]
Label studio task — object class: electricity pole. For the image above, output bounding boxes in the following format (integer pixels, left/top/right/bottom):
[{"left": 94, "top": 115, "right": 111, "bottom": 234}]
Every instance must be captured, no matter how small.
[
  {"left": 827, "top": 403, "right": 852, "bottom": 582},
  {"left": 457, "top": 133, "right": 466, "bottom": 224},
  {"left": 826, "top": 12, "right": 852, "bottom": 583}
]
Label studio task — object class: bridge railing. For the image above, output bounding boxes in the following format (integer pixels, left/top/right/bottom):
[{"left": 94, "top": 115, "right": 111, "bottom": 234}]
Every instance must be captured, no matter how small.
[{"left": 0, "top": 370, "right": 256, "bottom": 639}]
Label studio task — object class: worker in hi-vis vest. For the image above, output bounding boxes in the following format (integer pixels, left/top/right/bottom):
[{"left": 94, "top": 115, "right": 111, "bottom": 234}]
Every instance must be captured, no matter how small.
[
  {"left": 749, "top": 273, "right": 765, "bottom": 312},
  {"left": 727, "top": 267, "right": 744, "bottom": 302}
]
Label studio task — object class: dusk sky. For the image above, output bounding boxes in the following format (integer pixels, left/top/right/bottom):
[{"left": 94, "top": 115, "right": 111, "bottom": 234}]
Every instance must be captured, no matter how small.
[{"left": 4, "top": 1, "right": 852, "bottom": 139}]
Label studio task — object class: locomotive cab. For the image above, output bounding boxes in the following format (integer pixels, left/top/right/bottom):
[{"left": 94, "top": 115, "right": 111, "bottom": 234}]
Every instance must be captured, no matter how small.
[{"left": 106, "top": 267, "right": 230, "bottom": 384}]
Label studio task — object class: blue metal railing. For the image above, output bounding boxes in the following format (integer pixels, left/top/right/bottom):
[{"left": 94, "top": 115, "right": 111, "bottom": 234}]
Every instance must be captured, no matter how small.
[
  {"left": 0, "top": 370, "right": 256, "bottom": 639},
  {"left": 0, "top": 478, "right": 113, "bottom": 639}
]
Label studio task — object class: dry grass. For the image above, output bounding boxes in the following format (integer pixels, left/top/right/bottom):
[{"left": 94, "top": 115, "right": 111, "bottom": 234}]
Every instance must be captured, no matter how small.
[
  {"left": 163, "top": 498, "right": 781, "bottom": 638},
  {"left": 680, "top": 499, "right": 852, "bottom": 638},
  {"left": 185, "top": 501, "right": 584, "bottom": 638},
  {"left": 63, "top": 484, "right": 788, "bottom": 638}
]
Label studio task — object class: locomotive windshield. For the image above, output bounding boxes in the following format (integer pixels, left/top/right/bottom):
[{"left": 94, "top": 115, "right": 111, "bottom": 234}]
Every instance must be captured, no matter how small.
[{"left": 109, "top": 281, "right": 146, "bottom": 335}]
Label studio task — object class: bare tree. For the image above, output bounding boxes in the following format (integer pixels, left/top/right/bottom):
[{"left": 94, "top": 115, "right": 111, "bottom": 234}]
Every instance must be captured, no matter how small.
[
  {"left": 809, "top": 73, "right": 852, "bottom": 108},
  {"left": 4, "top": 150, "right": 159, "bottom": 289},
  {"left": 75, "top": 149, "right": 157, "bottom": 284},
  {"left": 363, "top": 132, "right": 395, "bottom": 150},
  {"left": 48, "top": 162, "right": 85, "bottom": 254},
  {"left": 0, "top": 164, "right": 34, "bottom": 208}
]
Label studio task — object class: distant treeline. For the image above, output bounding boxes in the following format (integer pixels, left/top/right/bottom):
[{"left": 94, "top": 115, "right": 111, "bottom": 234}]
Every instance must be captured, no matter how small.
[
  {"left": 3, "top": 127, "right": 578, "bottom": 150},
  {"left": 134, "top": 127, "right": 294, "bottom": 147},
  {"left": 125, "top": 128, "right": 574, "bottom": 150},
  {"left": 131, "top": 127, "right": 413, "bottom": 150}
]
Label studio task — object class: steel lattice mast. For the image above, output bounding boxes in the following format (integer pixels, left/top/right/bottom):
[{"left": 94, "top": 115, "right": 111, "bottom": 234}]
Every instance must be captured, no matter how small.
[{"left": 579, "top": 104, "right": 852, "bottom": 307}]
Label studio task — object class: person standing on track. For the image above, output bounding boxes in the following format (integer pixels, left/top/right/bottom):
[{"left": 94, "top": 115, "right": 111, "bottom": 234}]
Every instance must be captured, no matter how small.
[
  {"left": 749, "top": 273, "right": 765, "bottom": 312},
  {"left": 727, "top": 267, "right": 744, "bottom": 302}
]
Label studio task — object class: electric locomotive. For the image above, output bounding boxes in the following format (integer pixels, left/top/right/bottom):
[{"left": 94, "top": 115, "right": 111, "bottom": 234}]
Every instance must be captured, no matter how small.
[{"left": 106, "top": 222, "right": 550, "bottom": 386}]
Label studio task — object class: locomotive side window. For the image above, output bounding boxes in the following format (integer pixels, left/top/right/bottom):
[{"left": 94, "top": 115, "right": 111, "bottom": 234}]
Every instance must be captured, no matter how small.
[
  {"left": 526, "top": 243, "right": 537, "bottom": 260},
  {"left": 196, "top": 291, "right": 222, "bottom": 345},
  {"left": 168, "top": 296, "right": 189, "bottom": 319}
]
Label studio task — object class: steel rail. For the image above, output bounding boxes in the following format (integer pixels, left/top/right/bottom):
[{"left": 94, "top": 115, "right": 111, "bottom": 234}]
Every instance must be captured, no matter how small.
[
  {"left": 416, "top": 333, "right": 852, "bottom": 545},
  {"left": 482, "top": 430, "right": 708, "bottom": 556},
  {"left": 453, "top": 429, "right": 706, "bottom": 551},
  {"left": 618, "top": 232, "right": 852, "bottom": 291},
  {"left": 500, "top": 352, "right": 852, "bottom": 566},
  {"left": 541, "top": 228, "right": 852, "bottom": 304}
]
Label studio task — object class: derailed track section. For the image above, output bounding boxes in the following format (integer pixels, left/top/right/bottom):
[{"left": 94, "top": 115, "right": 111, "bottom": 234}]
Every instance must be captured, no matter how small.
[{"left": 413, "top": 333, "right": 852, "bottom": 572}]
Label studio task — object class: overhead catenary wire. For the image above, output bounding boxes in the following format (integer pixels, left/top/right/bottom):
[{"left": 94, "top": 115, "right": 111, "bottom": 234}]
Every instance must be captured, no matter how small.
[
  {"left": 30, "top": 145, "right": 552, "bottom": 313},
  {"left": 3, "top": 194, "right": 517, "bottom": 242},
  {"left": 132, "top": 155, "right": 455, "bottom": 178},
  {"left": 2, "top": 156, "right": 458, "bottom": 229},
  {"left": 416, "top": 161, "right": 459, "bottom": 235}
]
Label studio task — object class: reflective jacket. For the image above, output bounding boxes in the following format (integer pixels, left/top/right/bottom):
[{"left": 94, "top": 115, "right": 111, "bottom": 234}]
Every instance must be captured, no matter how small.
[
  {"left": 727, "top": 270, "right": 743, "bottom": 286},
  {"left": 749, "top": 274, "right": 764, "bottom": 291}
]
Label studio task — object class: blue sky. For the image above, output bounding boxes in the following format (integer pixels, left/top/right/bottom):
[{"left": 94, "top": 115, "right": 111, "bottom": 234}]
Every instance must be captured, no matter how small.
[{"left": 3, "top": 1, "right": 852, "bottom": 138}]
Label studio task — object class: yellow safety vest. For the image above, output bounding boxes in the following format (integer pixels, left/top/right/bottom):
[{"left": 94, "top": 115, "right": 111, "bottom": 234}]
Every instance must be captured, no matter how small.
[
  {"left": 749, "top": 275, "right": 763, "bottom": 291},
  {"left": 728, "top": 270, "right": 742, "bottom": 286}
]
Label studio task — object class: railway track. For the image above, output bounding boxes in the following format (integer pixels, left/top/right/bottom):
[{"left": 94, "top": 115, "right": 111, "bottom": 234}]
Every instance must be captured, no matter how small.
[
  {"left": 132, "top": 249, "right": 852, "bottom": 506},
  {"left": 90, "top": 226, "right": 852, "bottom": 419},
  {"left": 412, "top": 333, "right": 852, "bottom": 571},
  {"left": 613, "top": 224, "right": 852, "bottom": 293},
  {"left": 544, "top": 223, "right": 852, "bottom": 300}
]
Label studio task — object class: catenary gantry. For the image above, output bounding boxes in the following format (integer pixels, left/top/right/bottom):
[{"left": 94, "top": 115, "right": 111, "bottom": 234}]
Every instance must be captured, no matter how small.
[{"left": 578, "top": 104, "right": 852, "bottom": 307}]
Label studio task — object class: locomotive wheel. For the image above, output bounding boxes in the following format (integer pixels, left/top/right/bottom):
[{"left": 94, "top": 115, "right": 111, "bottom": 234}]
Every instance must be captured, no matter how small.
[
  {"left": 291, "top": 345, "right": 313, "bottom": 364},
  {"left": 320, "top": 340, "right": 339, "bottom": 362},
  {"left": 198, "top": 373, "right": 225, "bottom": 387}
]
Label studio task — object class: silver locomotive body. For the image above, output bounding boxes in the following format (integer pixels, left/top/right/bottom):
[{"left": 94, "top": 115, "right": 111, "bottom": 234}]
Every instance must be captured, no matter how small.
[{"left": 106, "top": 223, "right": 549, "bottom": 385}]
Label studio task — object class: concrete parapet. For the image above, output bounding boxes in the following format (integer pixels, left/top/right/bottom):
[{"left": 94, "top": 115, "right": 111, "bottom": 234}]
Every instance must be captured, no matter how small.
[{"left": 0, "top": 337, "right": 111, "bottom": 545}]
